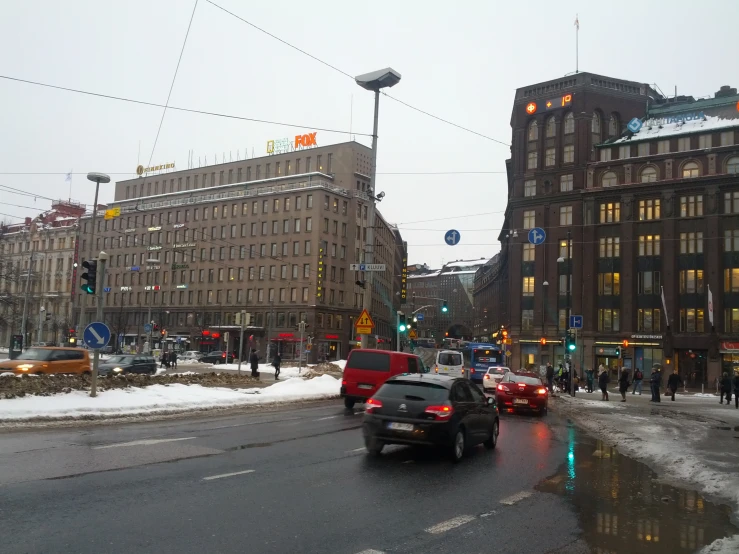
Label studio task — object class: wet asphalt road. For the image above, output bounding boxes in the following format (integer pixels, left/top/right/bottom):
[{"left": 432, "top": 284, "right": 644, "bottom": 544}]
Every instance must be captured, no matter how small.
[{"left": 0, "top": 402, "right": 735, "bottom": 553}]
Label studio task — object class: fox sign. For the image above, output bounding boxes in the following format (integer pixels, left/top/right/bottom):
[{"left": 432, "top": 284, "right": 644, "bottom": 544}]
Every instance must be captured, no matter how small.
[{"left": 267, "top": 132, "right": 318, "bottom": 155}]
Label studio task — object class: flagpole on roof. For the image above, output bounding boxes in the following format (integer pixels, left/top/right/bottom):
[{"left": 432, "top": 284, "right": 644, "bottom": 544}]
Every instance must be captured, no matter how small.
[
  {"left": 574, "top": 15, "right": 580, "bottom": 74},
  {"left": 66, "top": 169, "right": 73, "bottom": 201}
]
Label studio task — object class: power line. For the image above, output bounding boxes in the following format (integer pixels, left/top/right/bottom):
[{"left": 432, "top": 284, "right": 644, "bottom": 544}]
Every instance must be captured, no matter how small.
[
  {"left": 203, "top": 0, "right": 510, "bottom": 147},
  {"left": 0, "top": 170, "right": 506, "bottom": 176},
  {"left": 0, "top": 212, "right": 26, "bottom": 221},
  {"left": 0, "top": 184, "right": 56, "bottom": 202},
  {"left": 0, "top": 74, "right": 373, "bottom": 136},
  {"left": 148, "top": 0, "right": 199, "bottom": 168},
  {"left": 0, "top": 201, "right": 50, "bottom": 211}
]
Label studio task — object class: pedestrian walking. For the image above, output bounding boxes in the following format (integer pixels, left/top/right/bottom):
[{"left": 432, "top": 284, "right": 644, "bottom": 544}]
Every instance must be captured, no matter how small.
[
  {"left": 160, "top": 351, "right": 168, "bottom": 369},
  {"left": 666, "top": 369, "right": 682, "bottom": 402},
  {"left": 586, "top": 368, "right": 594, "bottom": 393},
  {"left": 618, "top": 368, "right": 630, "bottom": 402},
  {"left": 650, "top": 363, "right": 662, "bottom": 402},
  {"left": 546, "top": 363, "right": 554, "bottom": 394},
  {"left": 273, "top": 351, "right": 281, "bottom": 380},
  {"left": 598, "top": 366, "right": 610, "bottom": 401},
  {"left": 170, "top": 350, "right": 178, "bottom": 370},
  {"left": 733, "top": 371, "right": 739, "bottom": 409},
  {"left": 719, "top": 372, "right": 732, "bottom": 405},
  {"left": 249, "top": 348, "right": 260, "bottom": 379},
  {"left": 632, "top": 368, "right": 643, "bottom": 395}
]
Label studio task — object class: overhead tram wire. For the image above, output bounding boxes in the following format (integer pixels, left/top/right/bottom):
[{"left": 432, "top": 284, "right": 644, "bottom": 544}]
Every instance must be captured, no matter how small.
[
  {"left": 0, "top": 170, "right": 506, "bottom": 176},
  {"left": 0, "top": 75, "right": 373, "bottom": 137},
  {"left": 203, "top": 0, "right": 510, "bottom": 147}
]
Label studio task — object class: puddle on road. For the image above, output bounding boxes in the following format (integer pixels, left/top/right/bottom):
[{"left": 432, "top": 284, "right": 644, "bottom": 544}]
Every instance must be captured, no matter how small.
[{"left": 537, "top": 425, "right": 737, "bottom": 553}]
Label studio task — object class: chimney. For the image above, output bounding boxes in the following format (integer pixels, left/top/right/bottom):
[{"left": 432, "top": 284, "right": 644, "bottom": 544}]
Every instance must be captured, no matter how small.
[
  {"left": 715, "top": 85, "right": 737, "bottom": 98},
  {"left": 25, "top": 217, "right": 32, "bottom": 225}
]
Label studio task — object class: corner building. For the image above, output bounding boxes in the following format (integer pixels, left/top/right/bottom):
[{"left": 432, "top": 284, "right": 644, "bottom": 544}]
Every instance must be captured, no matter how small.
[{"left": 78, "top": 140, "right": 404, "bottom": 361}]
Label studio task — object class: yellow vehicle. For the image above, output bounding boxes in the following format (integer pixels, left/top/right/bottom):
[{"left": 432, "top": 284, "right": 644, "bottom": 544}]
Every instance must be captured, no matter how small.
[{"left": 0, "top": 347, "right": 91, "bottom": 375}]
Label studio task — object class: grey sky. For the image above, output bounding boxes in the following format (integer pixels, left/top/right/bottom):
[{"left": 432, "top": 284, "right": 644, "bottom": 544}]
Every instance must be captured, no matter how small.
[{"left": 1, "top": 0, "right": 737, "bottom": 268}]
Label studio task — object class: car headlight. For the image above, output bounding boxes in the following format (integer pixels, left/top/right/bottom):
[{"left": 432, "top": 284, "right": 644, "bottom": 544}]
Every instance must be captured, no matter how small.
[
  {"left": 17, "top": 364, "right": 33, "bottom": 371},
  {"left": 113, "top": 367, "right": 123, "bottom": 373}
]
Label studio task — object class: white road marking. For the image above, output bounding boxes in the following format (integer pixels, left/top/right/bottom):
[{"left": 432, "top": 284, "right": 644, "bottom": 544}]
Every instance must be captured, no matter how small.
[
  {"left": 354, "top": 550, "right": 385, "bottom": 554},
  {"left": 425, "top": 515, "right": 476, "bottom": 534},
  {"left": 92, "top": 437, "right": 197, "bottom": 450},
  {"left": 202, "top": 469, "right": 255, "bottom": 481},
  {"left": 347, "top": 447, "right": 366, "bottom": 453},
  {"left": 402, "top": 460, "right": 414, "bottom": 464},
  {"left": 499, "top": 491, "right": 533, "bottom": 506},
  {"left": 480, "top": 511, "right": 496, "bottom": 518},
  {"left": 316, "top": 415, "right": 339, "bottom": 421}
]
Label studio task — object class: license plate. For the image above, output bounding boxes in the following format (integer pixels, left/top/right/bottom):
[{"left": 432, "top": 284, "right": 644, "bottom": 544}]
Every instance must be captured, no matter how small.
[
  {"left": 358, "top": 384, "right": 373, "bottom": 390},
  {"left": 513, "top": 398, "right": 529, "bottom": 405},
  {"left": 388, "top": 422, "right": 414, "bottom": 431}
]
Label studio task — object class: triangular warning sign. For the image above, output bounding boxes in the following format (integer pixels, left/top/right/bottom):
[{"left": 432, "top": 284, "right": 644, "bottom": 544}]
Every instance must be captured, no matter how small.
[{"left": 355, "top": 309, "right": 374, "bottom": 329}]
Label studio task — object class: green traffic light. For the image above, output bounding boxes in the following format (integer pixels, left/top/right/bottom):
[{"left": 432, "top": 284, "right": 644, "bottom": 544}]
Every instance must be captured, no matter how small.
[
  {"left": 568, "top": 343, "right": 576, "bottom": 352},
  {"left": 399, "top": 324, "right": 407, "bottom": 332}
]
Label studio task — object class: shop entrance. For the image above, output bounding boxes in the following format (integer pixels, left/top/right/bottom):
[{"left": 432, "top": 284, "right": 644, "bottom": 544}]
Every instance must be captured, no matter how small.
[{"left": 676, "top": 349, "right": 708, "bottom": 389}]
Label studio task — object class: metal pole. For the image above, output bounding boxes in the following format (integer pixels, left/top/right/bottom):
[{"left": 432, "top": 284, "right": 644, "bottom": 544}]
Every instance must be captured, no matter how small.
[
  {"left": 298, "top": 321, "right": 305, "bottom": 374},
  {"left": 37, "top": 306, "right": 44, "bottom": 346},
  {"left": 81, "top": 181, "right": 101, "bottom": 333},
  {"left": 396, "top": 311, "right": 401, "bottom": 352},
  {"left": 360, "top": 89, "right": 380, "bottom": 350},
  {"left": 567, "top": 229, "right": 574, "bottom": 397},
  {"left": 20, "top": 254, "right": 33, "bottom": 349},
  {"left": 90, "top": 251, "right": 107, "bottom": 398},
  {"left": 237, "top": 311, "right": 245, "bottom": 376}
]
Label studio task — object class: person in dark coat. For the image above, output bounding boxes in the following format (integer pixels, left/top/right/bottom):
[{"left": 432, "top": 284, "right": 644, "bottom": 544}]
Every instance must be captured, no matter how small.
[
  {"left": 546, "top": 363, "right": 554, "bottom": 394},
  {"left": 618, "top": 369, "right": 630, "bottom": 402},
  {"left": 585, "top": 368, "right": 595, "bottom": 393},
  {"left": 720, "top": 372, "right": 732, "bottom": 405},
  {"left": 733, "top": 371, "right": 739, "bottom": 409},
  {"left": 649, "top": 363, "right": 662, "bottom": 402},
  {"left": 632, "top": 368, "right": 644, "bottom": 395},
  {"left": 273, "top": 351, "right": 282, "bottom": 380},
  {"left": 598, "top": 367, "right": 610, "bottom": 401},
  {"left": 160, "top": 351, "right": 168, "bottom": 369},
  {"left": 170, "top": 351, "right": 178, "bottom": 370},
  {"left": 666, "top": 369, "right": 682, "bottom": 402},
  {"left": 249, "top": 348, "right": 260, "bottom": 378}
]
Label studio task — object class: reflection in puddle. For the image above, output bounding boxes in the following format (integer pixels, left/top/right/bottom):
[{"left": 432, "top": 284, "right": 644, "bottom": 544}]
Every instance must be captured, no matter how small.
[{"left": 537, "top": 427, "right": 737, "bottom": 553}]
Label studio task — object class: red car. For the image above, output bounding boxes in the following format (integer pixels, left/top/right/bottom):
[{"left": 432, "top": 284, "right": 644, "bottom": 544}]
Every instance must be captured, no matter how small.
[{"left": 495, "top": 371, "right": 549, "bottom": 415}]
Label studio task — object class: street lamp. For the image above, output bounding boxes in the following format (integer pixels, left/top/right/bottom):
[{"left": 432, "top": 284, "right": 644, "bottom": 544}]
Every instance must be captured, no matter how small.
[
  {"left": 557, "top": 228, "right": 573, "bottom": 396},
  {"left": 80, "top": 172, "right": 111, "bottom": 330},
  {"left": 145, "top": 257, "right": 161, "bottom": 353},
  {"left": 354, "top": 67, "right": 401, "bottom": 349},
  {"left": 542, "top": 280, "right": 549, "bottom": 335}
]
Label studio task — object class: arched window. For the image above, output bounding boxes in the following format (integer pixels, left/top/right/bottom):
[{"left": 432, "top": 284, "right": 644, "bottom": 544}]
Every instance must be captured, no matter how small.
[
  {"left": 609, "top": 114, "right": 619, "bottom": 137},
  {"left": 527, "top": 120, "right": 539, "bottom": 141},
  {"left": 591, "top": 112, "right": 602, "bottom": 145},
  {"left": 602, "top": 171, "right": 618, "bottom": 187},
  {"left": 545, "top": 117, "right": 556, "bottom": 138},
  {"left": 682, "top": 161, "right": 700, "bottom": 178},
  {"left": 564, "top": 112, "right": 575, "bottom": 134},
  {"left": 727, "top": 156, "right": 739, "bottom": 174},
  {"left": 640, "top": 166, "right": 658, "bottom": 183}
]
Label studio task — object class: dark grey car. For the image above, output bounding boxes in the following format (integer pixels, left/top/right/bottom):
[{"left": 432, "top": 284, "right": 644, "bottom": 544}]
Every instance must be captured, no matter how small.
[{"left": 99, "top": 355, "right": 157, "bottom": 376}]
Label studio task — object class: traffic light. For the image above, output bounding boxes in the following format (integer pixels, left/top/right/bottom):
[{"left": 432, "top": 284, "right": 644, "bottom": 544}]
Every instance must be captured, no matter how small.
[
  {"left": 80, "top": 260, "right": 97, "bottom": 294},
  {"left": 501, "top": 327, "right": 509, "bottom": 339},
  {"left": 622, "top": 340, "right": 629, "bottom": 348},
  {"left": 441, "top": 301, "right": 448, "bottom": 313},
  {"left": 566, "top": 333, "right": 576, "bottom": 352},
  {"left": 540, "top": 337, "right": 547, "bottom": 346},
  {"left": 398, "top": 314, "right": 407, "bottom": 332}
]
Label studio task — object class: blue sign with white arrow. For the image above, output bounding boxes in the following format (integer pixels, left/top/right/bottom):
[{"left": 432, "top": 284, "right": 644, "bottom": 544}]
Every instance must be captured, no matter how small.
[
  {"left": 83, "top": 322, "right": 111, "bottom": 350},
  {"left": 444, "top": 229, "right": 461, "bottom": 246},
  {"left": 627, "top": 117, "right": 643, "bottom": 133},
  {"left": 416, "top": 313, "right": 424, "bottom": 321},
  {"left": 528, "top": 227, "right": 546, "bottom": 245},
  {"left": 144, "top": 323, "right": 152, "bottom": 334}
]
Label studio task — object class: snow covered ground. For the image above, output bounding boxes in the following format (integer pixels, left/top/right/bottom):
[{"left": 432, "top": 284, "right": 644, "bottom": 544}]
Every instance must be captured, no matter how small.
[
  {"left": 0, "top": 375, "right": 341, "bottom": 422},
  {"left": 214, "top": 359, "right": 346, "bottom": 378},
  {"left": 556, "top": 394, "right": 739, "bottom": 553}
]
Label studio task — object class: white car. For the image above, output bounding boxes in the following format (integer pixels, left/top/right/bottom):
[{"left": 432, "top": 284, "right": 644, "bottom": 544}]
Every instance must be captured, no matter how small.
[
  {"left": 483, "top": 366, "right": 511, "bottom": 391},
  {"left": 180, "top": 351, "right": 204, "bottom": 362},
  {"left": 433, "top": 350, "right": 464, "bottom": 376}
]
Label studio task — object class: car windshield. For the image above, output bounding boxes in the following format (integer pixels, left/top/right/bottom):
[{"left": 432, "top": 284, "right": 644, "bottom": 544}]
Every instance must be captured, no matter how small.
[
  {"left": 488, "top": 367, "right": 508, "bottom": 375},
  {"left": 438, "top": 353, "right": 462, "bottom": 366},
  {"left": 378, "top": 381, "right": 449, "bottom": 402},
  {"left": 107, "top": 356, "right": 133, "bottom": 364},
  {"left": 15, "top": 348, "right": 54, "bottom": 361},
  {"left": 509, "top": 374, "right": 542, "bottom": 385}
]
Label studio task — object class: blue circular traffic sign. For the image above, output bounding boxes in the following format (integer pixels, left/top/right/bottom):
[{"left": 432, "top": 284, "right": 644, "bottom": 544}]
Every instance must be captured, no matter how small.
[
  {"left": 444, "top": 229, "right": 461, "bottom": 246},
  {"left": 83, "top": 322, "right": 112, "bottom": 350},
  {"left": 528, "top": 227, "right": 546, "bottom": 245}
]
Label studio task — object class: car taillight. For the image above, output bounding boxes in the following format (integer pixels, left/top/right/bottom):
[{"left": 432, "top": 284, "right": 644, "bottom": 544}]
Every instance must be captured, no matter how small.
[
  {"left": 497, "top": 384, "right": 510, "bottom": 392},
  {"left": 424, "top": 404, "right": 454, "bottom": 420},
  {"left": 222, "top": 353, "right": 226, "bottom": 357},
  {"left": 341, "top": 379, "right": 347, "bottom": 385},
  {"left": 366, "top": 397, "right": 383, "bottom": 413},
  {"left": 484, "top": 374, "right": 490, "bottom": 380},
  {"left": 537, "top": 388, "right": 548, "bottom": 395},
  {"left": 470, "top": 368, "right": 475, "bottom": 373}
]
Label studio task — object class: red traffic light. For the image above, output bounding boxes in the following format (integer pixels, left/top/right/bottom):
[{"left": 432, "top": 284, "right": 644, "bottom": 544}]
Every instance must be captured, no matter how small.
[{"left": 622, "top": 340, "right": 629, "bottom": 348}]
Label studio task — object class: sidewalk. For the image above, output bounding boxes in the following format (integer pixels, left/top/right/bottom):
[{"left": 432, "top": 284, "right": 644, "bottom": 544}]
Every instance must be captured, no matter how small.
[{"left": 553, "top": 389, "right": 739, "bottom": 550}]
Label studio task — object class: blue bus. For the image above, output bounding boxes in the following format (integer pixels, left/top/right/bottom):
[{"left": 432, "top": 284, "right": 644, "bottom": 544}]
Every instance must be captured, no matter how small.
[{"left": 461, "top": 342, "right": 504, "bottom": 384}]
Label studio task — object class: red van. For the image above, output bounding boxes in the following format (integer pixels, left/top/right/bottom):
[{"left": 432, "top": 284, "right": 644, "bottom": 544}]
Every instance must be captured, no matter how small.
[{"left": 341, "top": 349, "right": 427, "bottom": 409}]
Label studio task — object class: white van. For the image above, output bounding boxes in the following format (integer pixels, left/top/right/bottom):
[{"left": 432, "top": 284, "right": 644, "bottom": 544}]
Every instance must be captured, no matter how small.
[{"left": 434, "top": 350, "right": 464, "bottom": 375}]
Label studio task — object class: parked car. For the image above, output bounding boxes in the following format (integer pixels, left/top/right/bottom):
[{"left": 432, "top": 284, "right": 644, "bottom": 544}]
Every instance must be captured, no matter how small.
[
  {"left": 181, "top": 351, "right": 204, "bottom": 362},
  {"left": 495, "top": 371, "right": 549, "bottom": 415},
  {"left": 341, "top": 349, "right": 428, "bottom": 410},
  {"left": 0, "top": 347, "right": 91, "bottom": 375},
  {"left": 200, "top": 351, "right": 234, "bottom": 364},
  {"left": 362, "top": 374, "right": 500, "bottom": 462},
  {"left": 98, "top": 355, "right": 157, "bottom": 376},
  {"left": 483, "top": 366, "right": 511, "bottom": 391}
]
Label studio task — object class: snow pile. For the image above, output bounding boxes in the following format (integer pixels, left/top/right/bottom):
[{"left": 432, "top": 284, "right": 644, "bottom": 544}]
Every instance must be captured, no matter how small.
[
  {"left": 613, "top": 113, "right": 739, "bottom": 144},
  {"left": 701, "top": 535, "right": 739, "bottom": 554},
  {"left": 0, "top": 375, "right": 341, "bottom": 421}
]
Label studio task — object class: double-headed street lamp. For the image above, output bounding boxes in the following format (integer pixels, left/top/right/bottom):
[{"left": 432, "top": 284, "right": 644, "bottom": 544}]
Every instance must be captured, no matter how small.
[
  {"left": 557, "top": 228, "right": 573, "bottom": 397},
  {"left": 355, "top": 67, "right": 401, "bottom": 349}
]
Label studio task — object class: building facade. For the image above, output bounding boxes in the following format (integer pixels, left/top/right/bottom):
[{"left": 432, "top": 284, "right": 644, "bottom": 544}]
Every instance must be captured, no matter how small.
[
  {"left": 0, "top": 201, "right": 85, "bottom": 347},
  {"left": 77, "top": 140, "right": 404, "bottom": 361},
  {"left": 494, "top": 71, "right": 739, "bottom": 385}
]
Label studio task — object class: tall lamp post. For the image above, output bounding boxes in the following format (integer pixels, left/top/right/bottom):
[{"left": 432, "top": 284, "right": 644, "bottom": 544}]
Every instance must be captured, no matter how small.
[
  {"left": 81, "top": 172, "right": 110, "bottom": 329},
  {"left": 557, "top": 228, "right": 573, "bottom": 396},
  {"left": 541, "top": 280, "right": 549, "bottom": 336},
  {"left": 355, "top": 67, "right": 401, "bottom": 349},
  {"left": 145, "top": 257, "right": 163, "bottom": 353}
]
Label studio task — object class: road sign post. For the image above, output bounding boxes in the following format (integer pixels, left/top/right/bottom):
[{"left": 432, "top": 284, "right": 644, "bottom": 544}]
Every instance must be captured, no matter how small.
[{"left": 298, "top": 320, "right": 307, "bottom": 373}]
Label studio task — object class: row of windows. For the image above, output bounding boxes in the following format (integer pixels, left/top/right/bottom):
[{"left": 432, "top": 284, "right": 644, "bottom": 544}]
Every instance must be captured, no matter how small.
[
  {"left": 600, "top": 156, "right": 739, "bottom": 187},
  {"left": 527, "top": 146, "right": 574, "bottom": 170},
  {"left": 520, "top": 307, "right": 708, "bottom": 333},
  {"left": 600, "top": 132, "right": 736, "bottom": 162}
]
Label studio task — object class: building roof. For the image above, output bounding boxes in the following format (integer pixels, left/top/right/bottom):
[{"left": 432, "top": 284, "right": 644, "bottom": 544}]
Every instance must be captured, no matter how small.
[{"left": 607, "top": 113, "right": 739, "bottom": 146}]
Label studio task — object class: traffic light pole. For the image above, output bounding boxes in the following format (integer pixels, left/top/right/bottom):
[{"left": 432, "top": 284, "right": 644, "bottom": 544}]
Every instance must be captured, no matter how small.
[
  {"left": 396, "top": 311, "right": 401, "bottom": 352},
  {"left": 90, "top": 251, "right": 108, "bottom": 398}
]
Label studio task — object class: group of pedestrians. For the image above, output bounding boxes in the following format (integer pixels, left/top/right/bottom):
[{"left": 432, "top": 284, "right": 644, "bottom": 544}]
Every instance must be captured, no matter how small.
[
  {"left": 159, "top": 350, "right": 177, "bottom": 369},
  {"left": 246, "top": 349, "right": 282, "bottom": 380}
]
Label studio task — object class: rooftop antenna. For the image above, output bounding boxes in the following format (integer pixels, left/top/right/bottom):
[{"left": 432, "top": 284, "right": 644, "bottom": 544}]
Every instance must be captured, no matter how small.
[
  {"left": 349, "top": 94, "right": 354, "bottom": 141},
  {"left": 574, "top": 14, "right": 580, "bottom": 73}
]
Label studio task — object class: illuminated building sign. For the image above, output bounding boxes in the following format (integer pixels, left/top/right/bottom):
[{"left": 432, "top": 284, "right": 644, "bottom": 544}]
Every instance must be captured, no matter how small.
[
  {"left": 147, "top": 245, "right": 162, "bottom": 251},
  {"left": 400, "top": 245, "right": 408, "bottom": 304},
  {"left": 147, "top": 226, "right": 162, "bottom": 232},
  {"left": 144, "top": 285, "right": 161, "bottom": 291},
  {"left": 173, "top": 242, "right": 197, "bottom": 248},
  {"left": 136, "top": 163, "right": 175, "bottom": 176},
  {"left": 124, "top": 228, "right": 136, "bottom": 233},
  {"left": 644, "top": 111, "right": 705, "bottom": 127},
  {"left": 267, "top": 132, "right": 318, "bottom": 155},
  {"left": 176, "top": 284, "right": 188, "bottom": 289},
  {"left": 525, "top": 94, "right": 573, "bottom": 115},
  {"left": 173, "top": 223, "right": 185, "bottom": 229},
  {"left": 145, "top": 265, "right": 160, "bottom": 270},
  {"left": 172, "top": 263, "right": 190, "bottom": 270},
  {"left": 316, "top": 242, "right": 325, "bottom": 300},
  {"left": 325, "top": 334, "right": 339, "bottom": 340},
  {"left": 120, "top": 286, "right": 133, "bottom": 292}
]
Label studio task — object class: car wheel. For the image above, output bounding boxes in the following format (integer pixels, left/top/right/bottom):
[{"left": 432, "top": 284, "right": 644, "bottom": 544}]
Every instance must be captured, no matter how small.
[
  {"left": 451, "top": 428, "right": 466, "bottom": 462},
  {"left": 344, "top": 397, "right": 355, "bottom": 410},
  {"left": 484, "top": 419, "right": 499, "bottom": 449},
  {"left": 364, "top": 436, "right": 384, "bottom": 456}
]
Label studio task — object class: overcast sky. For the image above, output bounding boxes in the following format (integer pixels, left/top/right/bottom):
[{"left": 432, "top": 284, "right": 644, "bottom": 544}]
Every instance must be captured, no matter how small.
[{"left": 1, "top": 0, "right": 737, "bottom": 268}]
